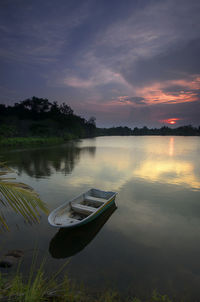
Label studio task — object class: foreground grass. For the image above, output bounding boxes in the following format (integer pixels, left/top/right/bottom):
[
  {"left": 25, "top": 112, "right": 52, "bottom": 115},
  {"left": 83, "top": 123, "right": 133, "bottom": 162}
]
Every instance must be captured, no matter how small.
[
  {"left": 0, "top": 271, "right": 174, "bottom": 302},
  {"left": 0, "top": 227, "right": 172, "bottom": 302},
  {"left": 0, "top": 271, "right": 85, "bottom": 302}
]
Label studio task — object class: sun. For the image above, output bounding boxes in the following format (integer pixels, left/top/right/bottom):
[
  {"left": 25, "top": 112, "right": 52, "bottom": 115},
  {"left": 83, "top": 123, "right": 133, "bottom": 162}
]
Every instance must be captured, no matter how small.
[{"left": 160, "top": 118, "right": 181, "bottom": 125}]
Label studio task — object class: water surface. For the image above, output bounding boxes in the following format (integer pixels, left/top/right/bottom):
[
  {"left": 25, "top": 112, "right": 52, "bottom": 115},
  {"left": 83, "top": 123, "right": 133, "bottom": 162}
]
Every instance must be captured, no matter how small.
[{"left": 1, "top": 136, "right": 200, "bottom": 300}]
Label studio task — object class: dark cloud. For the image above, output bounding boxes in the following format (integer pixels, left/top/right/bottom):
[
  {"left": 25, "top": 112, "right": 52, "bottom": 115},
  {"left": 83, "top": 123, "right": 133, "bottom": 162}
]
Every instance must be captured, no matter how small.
[
  {"left": 162, "top": 86, "right": 189, "bottom": 94},
  {"left": 162, "top": 86, "right": 200, "bottom": 99},
  {"left": 122, "top": 39, "right": 200, "bottom": 87},
  {"left": 128, "top": 97, "right": 146, "bottom": 104}
]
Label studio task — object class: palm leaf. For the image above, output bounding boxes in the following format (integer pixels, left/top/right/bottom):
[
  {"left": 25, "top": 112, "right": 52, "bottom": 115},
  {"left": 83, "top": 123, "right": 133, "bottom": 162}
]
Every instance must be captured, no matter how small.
[{"left": 0, "top": 162, "right": 49, "bottom": 231}]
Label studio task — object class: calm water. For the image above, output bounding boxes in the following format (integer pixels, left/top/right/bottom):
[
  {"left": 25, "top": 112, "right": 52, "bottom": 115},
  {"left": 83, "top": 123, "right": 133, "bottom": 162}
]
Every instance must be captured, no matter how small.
[{"left": 1, "top": 136, "right": 200, "bottom": 299}]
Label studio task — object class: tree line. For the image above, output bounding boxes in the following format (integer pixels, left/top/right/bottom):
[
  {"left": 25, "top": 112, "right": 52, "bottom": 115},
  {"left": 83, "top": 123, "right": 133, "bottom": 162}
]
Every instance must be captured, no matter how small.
[
  {"left": 0, "top": 96, "right": 199, "bottom": 138},
  {"left": 0, "top": 97, "right": 96, "bottom": 138},
  {"left": 99, "top": 125, "right": 200, "bottom": 136}
]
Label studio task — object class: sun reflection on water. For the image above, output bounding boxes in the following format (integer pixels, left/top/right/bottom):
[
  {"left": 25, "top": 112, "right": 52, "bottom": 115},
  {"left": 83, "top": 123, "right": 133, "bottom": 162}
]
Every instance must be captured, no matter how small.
[
  {"left": 66, "top": 137, "right": 200, "bottom": 191},
  {"left": 169, "top": 137, "right": 174, "bottom": 156},
  {"left": 133, "top": 159, "right": 200, "bottom": 189}
]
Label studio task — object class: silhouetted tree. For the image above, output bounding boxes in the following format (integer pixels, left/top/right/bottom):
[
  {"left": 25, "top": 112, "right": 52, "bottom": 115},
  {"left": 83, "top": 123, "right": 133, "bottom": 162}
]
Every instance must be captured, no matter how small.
[
  {"left": 59, "top": 103, "right": 73, "bottom": 116},
  {"left": 0, "top": 97, "right": 199, "bottom": 138}
]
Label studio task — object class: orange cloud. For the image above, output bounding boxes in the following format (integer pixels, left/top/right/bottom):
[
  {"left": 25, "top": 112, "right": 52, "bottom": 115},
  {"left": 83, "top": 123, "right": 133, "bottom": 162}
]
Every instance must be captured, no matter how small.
[
  {"left": 101, "top": 76, "right": 200, "bottom": 111},
  {"left": 135, "top": 76, "right": 200, "bottom": 105}
]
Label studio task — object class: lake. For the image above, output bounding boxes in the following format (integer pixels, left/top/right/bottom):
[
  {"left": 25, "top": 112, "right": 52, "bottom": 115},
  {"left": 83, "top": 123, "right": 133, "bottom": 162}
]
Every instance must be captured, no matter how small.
[{"left": 1, "top": 136, "right": 200, "bottom": 300}]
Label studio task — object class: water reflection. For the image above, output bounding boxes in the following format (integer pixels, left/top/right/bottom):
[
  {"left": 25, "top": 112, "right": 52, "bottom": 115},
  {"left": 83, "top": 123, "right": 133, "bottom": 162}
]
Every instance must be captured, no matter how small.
[
  {"left": 49, "top": 203, "right": 117, "bottom": 258},
  {"left": 2, "top": 137, "right": 200, "bottom": 191},
  {"left": 134, "top": 159, "right": 200, "bottom": 189},
  {"left": 1, "top": 144, "right": 96, "bottom": 178},
  {"left": 64, "top": 137, "right": 200, "bottom": 191},
  {"left": 169, "top": 137, "right": 174, "bottom": 156},
  {"left": 1, "top": 137, "right": 200, "bottom": 299}
]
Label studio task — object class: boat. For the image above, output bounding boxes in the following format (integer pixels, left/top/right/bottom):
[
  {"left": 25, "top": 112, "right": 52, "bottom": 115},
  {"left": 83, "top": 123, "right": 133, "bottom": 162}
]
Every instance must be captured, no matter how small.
[
  {"left": 48, "top": 188, "right": 117, "bottom": 228},
  {"left": 49, "top": 203, "right": 117, "bottom": 258}
]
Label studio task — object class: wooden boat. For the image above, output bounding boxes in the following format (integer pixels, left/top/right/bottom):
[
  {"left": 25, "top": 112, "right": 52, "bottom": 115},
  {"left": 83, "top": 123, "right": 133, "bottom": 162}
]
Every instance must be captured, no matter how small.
[{"left": 48, "top": 188, "right": 117, "bottom": 228}]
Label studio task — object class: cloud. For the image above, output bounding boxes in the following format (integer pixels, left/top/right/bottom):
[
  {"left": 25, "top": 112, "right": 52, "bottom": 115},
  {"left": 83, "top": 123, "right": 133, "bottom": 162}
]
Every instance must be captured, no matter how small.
[
  {"left": 122, "top": 39, "right": 200, "bottom": 87},
  {"left": 93, "top": 0, "right": 200, "bottom": 69},
  {"left": 63, "top": 77, "right": 94, "bottom": 89},
  {"left": 0, "top": 0, "right": 91, "bottom": 64},
  {"left": 63, "top": 68, "right": 126, "bottom": 89},
  {"left": 131, "top": 77, "right": 200, "bottom": 106},
  {"left": 58, "top": 0, "right": 200, "bottom": 115},
  {"left": 113, "top": 96, "right": 146, "bottom": 106},
  {"left": 0, "top": 0, "right": 200, "bottom": 127}
]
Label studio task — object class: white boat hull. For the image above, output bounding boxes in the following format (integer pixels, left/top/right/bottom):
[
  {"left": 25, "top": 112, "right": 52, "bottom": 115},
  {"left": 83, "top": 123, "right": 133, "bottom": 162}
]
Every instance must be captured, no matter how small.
[{"left": 48, "top": 188, "right": 117, "bottom": 228}]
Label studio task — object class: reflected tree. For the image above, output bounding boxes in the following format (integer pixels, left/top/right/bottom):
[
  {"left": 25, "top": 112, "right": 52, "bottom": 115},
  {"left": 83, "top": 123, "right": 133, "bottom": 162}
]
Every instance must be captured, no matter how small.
[{"left": 1, "top": 144, "right": 96, "bottom": 178}]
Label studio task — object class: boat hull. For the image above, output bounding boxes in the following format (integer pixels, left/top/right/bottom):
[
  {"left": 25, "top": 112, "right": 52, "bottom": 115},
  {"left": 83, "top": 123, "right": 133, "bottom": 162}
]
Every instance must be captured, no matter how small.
[
  {"left": 49, "top": 202, "right": 117, "bottom": 258},
  {"left": 48, "top": 189, "right": 117, "bottom": 228}
]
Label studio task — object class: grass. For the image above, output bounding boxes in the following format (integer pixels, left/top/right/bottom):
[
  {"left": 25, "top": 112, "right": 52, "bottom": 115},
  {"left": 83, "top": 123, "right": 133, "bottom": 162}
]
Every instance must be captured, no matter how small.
[
  {"left": 1, "top": 250, "right": 173, "bottom": 302},
  {"left": 0, "top": 252, "right": 178, "bottom": 302},
  {"left": 0, "top": 266, "right": 87, "bottom": 302},
  {"left": 0, "top": 270, "right": 174, "bottom": 302},
  {"left": 0, "top": 137, "right": 65, "bottom": 147}
]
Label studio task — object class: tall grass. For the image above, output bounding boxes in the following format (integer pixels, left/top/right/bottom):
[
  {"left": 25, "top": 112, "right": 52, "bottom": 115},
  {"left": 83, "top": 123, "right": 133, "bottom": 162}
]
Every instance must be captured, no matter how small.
[{"left": 0, "top": 253, "right": 84, "bottom": 302}]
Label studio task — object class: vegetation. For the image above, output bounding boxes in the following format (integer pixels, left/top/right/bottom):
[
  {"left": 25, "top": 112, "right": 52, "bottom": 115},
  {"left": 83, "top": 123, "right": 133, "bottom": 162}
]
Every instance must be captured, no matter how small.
[
  {"left": 0, "top": 97, "right": 97, "bottom": 141},
  {"left": 0, "top": 97, "right": 199, "bottom": 148},
  {"left": 0, "top": 162, "right": 48, "bottom": 231},
  {"left": 98, "top": 125, "right": 200, "bottom": 136},
  {"left": 0, "top": 270, "right": 173, "bottom": 302},
  {"left": 0, "top": 137, "right": 64, "bottom": 147}
]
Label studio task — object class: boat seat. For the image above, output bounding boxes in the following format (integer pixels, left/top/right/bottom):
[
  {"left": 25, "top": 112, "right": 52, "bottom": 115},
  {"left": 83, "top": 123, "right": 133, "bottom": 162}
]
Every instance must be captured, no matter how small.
[
  {"left": 71, "top": 203, "right": 96, "bottom": 215},
  {"left": 85, "top": 195, "right": 107, "bottom": 204},
  {"left": 54, "top": 216, "right": 78, "bottom": 226}
]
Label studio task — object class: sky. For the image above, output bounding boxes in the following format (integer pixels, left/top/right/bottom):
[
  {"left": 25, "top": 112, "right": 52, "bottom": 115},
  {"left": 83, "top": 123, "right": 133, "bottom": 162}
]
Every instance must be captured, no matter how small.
[{"left": 0, "top": 0, "right": 200, "bottom": 127}]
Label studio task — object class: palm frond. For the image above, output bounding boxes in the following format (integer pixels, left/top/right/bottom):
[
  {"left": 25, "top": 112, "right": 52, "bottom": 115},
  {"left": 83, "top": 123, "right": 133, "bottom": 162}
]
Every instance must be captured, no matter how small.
[{"left": 0, "top": 162, "right": 49, "bottom": 231}]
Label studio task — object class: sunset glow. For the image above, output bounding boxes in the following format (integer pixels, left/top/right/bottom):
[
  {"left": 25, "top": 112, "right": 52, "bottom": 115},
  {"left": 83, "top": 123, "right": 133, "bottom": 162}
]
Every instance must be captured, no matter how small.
[
  {"left": 160, "top": 118, "right": 181, "bottom": 125},
  {"left": 134, "top": 77, "right": 200, "bottom": 106}
]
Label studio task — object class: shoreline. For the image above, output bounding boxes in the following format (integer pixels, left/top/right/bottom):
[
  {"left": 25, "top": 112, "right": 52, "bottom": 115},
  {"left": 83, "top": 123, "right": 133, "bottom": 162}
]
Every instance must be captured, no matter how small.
[{"left": 0, "top": 134, "right": 199, "bottom": 148}]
